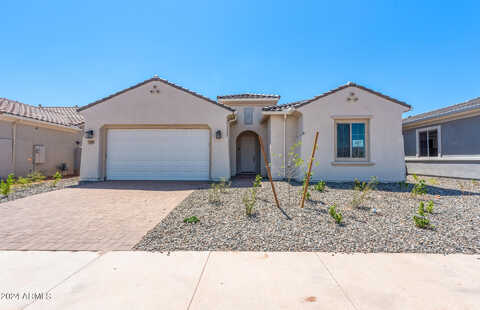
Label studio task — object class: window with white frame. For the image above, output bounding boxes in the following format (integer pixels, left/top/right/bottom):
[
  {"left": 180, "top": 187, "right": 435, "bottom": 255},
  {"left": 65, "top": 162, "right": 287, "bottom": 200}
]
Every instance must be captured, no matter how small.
[
  {"left": 416, "top": 126, "right": 440, "bottom": 157},
  {"left": 244, "top": 107, "right": 253, "bottom": 125},
  {"left": 335, "top": 120, "right": 369, "bottom": 160}
]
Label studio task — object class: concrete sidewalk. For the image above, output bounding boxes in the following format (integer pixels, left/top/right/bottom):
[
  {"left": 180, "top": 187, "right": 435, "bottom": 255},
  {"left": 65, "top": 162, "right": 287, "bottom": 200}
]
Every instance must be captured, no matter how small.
[{"left": 1, "top": 251, "right": 479, "bottom": 310}]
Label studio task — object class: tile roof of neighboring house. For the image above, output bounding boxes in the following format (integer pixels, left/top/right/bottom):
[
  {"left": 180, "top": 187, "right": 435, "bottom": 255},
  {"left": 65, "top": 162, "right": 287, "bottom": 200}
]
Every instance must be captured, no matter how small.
[
  {"left": 263, "top": 82, "right": 410, "bottom": 111},
  {"left": 403, "top": 96, "right": 480, "bottom": 125},
  {"left": 217, "top": 93, "right": 280, "bottom": 100},
  {"left": 0, "top": 98, "right": 84, "bottom": 128},
  {"left": 78, "top": 76, "right": 235, "bottom": 112},
  {"left": 41, "top": 106, "right": 85, "bottom": 125}
]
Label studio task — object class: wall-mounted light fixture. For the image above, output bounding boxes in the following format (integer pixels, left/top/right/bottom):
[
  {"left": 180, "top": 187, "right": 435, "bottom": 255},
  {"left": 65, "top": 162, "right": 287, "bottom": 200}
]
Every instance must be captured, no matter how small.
[
  {"left": 215, "top": 130, "right": 222, "bottom": 139},
  {"left": 85, "top": 130, "right": 94, "bottom": 139}
]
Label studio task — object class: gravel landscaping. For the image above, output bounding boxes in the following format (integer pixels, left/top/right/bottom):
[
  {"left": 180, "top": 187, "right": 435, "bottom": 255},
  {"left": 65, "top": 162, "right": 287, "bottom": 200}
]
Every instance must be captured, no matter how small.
[
  {"left": 0, "top": 177, "right": 80, "bottom": 204},
  {"left": 135, "top": 175, "right": 480, "bottom": 254}
]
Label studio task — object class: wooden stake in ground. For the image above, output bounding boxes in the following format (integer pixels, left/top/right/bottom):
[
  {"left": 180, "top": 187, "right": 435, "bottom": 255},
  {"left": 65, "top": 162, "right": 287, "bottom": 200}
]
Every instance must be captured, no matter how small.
[
  {"left": 300, "top": 131, "right": 319, "bottom": 208},
  {"left": 258, "top": 135, "right": 281, "bottom": 209}
]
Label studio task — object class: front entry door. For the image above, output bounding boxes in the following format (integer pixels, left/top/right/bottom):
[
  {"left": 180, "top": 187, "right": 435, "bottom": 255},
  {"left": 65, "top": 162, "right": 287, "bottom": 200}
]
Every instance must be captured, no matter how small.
[{"left": 240, "top": 133, "right": 257, "bottom": 173}]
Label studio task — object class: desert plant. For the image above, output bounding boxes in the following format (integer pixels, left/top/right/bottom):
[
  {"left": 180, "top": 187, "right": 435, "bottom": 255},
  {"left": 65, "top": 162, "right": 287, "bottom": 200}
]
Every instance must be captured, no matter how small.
[
  {"left": 413, "top": 215, "right": 433, "bottom": 229},
  {"left": 217, "top": 177, "right": 231, "bottom": 193},
  {"left": 253, "top": 174, "right": 262, "bottom": 187},
  {"left": 329, "top": 205, "right": 343, "bottom": 224},
  {"left": 353, "top": 178, "right": 364, "bottom": 191},
  {"left": 208, "top": 183, "right": 221, "bottom": 203},
  {"left": 314, "top": 180, "right": 326, "bottom": 192},
  {"left": 0, "top": 173, "right": 15, "bottom": 196},
  {"left": 242, "top": 175, "right": 262, "bottom": 216},
  {"left": 183, "top": 216, "right": 199, "bottom": 224},
  {"left": 27, "top": 172, "right": 46, "bottom": 182},
  {"left": 242, "top": 190, "right": 256, "bottom": 216},
  {"left": 426, "top": 200, "right": 434, "bottom": 214},
  {"left": 418, "top": 201, "right": 425, "bottom": 216},
  {"left": 279, "top": 141, "right": 304, "bottom": 206},
  {"left": 52, "top": 171, "right": 62, "bottom": 187},
  {"left": 299, "top": 174, "right": 313, "bottom": 200},
  {"left": 351, "top": 176, "right": 378, "bottom": 209},
  {"left": 16, "top": 176, "right": 31, "bottom": 186},
  {"left": 411, "top": 174, "right": 427, "bottom": 196}
]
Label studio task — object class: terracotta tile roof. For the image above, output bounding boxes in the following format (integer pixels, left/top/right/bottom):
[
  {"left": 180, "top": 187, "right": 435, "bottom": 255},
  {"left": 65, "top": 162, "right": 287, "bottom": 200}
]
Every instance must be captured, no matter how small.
[
  {"left": 0, "top": 98, "right": 84, "bottom": 128},
  {"left": 217, "top": 93, "right": 280, "bottom": 100},
  {"left": 263, "top": 82, "right": 410, "bottom": 111},
  {"left": 41, "top": 106, "right": 85, "bottom": 125},
  {"left": 403, "top": 96, "right": 480, "bottom": 125},
  {"left": 79, "top": 76, "right": 235, "bottom": 112}
]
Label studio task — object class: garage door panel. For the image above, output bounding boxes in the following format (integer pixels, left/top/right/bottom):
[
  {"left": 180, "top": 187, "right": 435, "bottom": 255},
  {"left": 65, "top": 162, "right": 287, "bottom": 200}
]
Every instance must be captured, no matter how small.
[{"left": 106, "top": 129, "right": 209, "bottom": 180}]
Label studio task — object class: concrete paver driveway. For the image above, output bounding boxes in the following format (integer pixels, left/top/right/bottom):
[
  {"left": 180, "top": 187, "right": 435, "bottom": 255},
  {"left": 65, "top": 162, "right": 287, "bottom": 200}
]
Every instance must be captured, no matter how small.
[{"left": 0, "top": 181, "right": 203, "bottom": 250}]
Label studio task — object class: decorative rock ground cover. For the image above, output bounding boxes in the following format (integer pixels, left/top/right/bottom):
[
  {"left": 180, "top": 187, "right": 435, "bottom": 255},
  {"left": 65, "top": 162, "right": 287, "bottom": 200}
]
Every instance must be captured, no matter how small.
[
  {"left": 135, "top": 176, "right": 480, "bottom": 254},
  {"left": 0, "top": 177, "right": 80, "bottom": 204}
]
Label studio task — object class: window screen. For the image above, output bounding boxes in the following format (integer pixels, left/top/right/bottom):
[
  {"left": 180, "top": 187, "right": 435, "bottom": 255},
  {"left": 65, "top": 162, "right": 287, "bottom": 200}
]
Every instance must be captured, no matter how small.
[
  {"left": 352, "top": 123, "right": 366, "bottom": 158},
  {"left": 337, "top": 123, "right": 351, "bottom": 158},
  {"left": 336, "top": 122, "right": 366, "bottom": 159}
]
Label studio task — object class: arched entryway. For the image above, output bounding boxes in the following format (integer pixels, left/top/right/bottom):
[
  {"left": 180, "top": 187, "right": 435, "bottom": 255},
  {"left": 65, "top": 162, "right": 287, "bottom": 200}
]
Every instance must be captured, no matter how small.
[{"left": 236, "top": 131, "right": 260, "bottom": 175}]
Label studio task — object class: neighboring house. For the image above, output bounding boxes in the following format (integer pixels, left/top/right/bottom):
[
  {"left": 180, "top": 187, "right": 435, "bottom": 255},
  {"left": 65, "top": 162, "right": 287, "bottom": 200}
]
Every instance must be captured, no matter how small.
[
  {"left": 79, "top": 76, "right": 410, "bottom": 182},
  {"left": 403, "top": 97, "right": 480, "bottom": 179},
  {"left": 0, "top": 98, "right": 84, "bottom": 179}
]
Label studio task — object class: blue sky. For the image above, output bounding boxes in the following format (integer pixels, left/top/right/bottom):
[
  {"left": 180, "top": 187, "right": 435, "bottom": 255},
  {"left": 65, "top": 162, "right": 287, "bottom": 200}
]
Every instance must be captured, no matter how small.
[{"left": 1, "top": 0, "right": 479, "bottom": 116}]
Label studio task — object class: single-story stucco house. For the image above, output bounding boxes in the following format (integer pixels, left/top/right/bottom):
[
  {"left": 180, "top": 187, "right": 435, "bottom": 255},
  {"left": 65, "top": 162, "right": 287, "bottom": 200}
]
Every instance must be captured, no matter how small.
[
  {"left": 78, "top": 76, "right": 410, "bottom": 182},
  {"left": 0, "top": 98, "right": 84, "bottom": 179},
  {"left": 403, "top": 96, "right": 480, "bottom": 179}
]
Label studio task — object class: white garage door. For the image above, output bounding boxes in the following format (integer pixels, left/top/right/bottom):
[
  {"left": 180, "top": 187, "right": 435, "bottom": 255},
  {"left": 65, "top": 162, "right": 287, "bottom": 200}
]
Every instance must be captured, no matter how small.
[{"left": 106, "top": 129, "right": 209, "bottom": 180}]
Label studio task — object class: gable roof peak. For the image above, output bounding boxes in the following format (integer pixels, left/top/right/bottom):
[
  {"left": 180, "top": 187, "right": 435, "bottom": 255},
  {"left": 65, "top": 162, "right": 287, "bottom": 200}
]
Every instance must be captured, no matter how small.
[
  {"left": 262, "top": 82, "right": 410, "bottom": 111},
  {"left": 78, "top": 76, "right": 234, "bottom": 112}
]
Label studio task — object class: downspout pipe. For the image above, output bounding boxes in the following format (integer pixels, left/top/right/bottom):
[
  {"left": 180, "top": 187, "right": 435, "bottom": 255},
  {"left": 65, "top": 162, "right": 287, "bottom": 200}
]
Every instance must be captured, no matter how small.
[
  {"left": 12, "top": 121, "right": 17, "bottom": 175},
  {"left": 283, "top": 107, "right": 294, "bottom": 179}
]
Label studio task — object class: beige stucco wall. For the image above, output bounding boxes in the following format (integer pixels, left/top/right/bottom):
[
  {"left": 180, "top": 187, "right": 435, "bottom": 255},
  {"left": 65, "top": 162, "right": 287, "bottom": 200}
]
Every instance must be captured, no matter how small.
[
  {"left": 267, "top": 86, "right": 408, "bottom": 182},
  {"left": 79, "top": 80, "right": 233, "bottom": 181},
  {"left": 0, "top": 118, "right": 82, "bottom": 179},
  {"left": 267, "top": 115, "right": 301, "bottom": 180},
  {"left": 0, "top": 120, "right": 14, "bottom": 179},
  {"left": 296, "top": 86, "right": 407, "bottom": 182},
  {"left": 227, "top": 101, "right": 274, "bottom": 177}
]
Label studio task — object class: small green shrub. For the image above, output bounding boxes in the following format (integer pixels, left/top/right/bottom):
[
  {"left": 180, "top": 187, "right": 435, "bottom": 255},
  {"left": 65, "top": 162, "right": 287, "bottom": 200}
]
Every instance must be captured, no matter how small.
[
  {"left": 52, "top": 171, "right": 62, "bottom": 187},
  {"left": 183, "top": 216, "right": 199, "bottom": 224},
  {"left": 299, "top": 174, "right": 313, "bottom": 200},
  {"left": 426, "top": 200, "right": 434, "bottom": 214},
  {"left": 16, "top": 177, "right": 31, "bottom": 186},
  {"left": 411, "top": 174, "right": 427, "bottom": 196},
  {"left": 413, "top": 215, "right": 433, "bottom": 229},
  {"left": 218, "top": 177, "right": 231, "bottom": 193},
  {"left": 351, "top": 176, "right": 378, "bottom": 209},
  {"left": 208, "top": 183, "right": 221, "bottom": 203},
  {"left": 418, "top": 201, "right": 425, "bottom": 217},
  {"left": 242, "top": 191, "right": 255, "bottom": 216},
  {"left": 353, "top": 178, "right": 364, "bottom": 191},
  {"left": 314, "top": 180, "right": 326, "bottom": 192},
  {"left": 0, "top": 173, "right": 15, "bottom": 196},
  {"left": 27, "top": 172, "right": 46, "bottom": 182},
  {"left": 251, "top": 174, "right": 262, "bottom": 200},
  {"left": 329, "top": 205, "right": 343, "bottom": 224}
]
